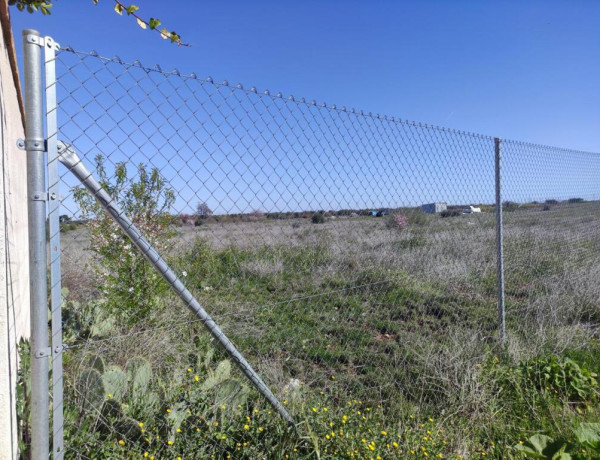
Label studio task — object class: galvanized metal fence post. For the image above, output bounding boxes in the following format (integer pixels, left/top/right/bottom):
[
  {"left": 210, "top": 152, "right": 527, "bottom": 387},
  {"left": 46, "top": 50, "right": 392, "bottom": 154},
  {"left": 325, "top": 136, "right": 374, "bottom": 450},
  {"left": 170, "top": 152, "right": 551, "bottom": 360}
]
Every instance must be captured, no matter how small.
[
  {"left": 495, "top": 137, "right": 506, "bottom": 345},
  {"left": 44, "top": 34, "right": 65, "bottom": 460},
  {"left": 22, "top": 29, "right": 50, "bottom": 460}
]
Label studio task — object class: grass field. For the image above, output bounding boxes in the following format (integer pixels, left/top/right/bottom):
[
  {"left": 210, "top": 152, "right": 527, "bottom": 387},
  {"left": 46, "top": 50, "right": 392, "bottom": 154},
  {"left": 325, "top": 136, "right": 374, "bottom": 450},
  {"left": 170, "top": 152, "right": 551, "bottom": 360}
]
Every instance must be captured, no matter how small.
[{"left": 46, "top": 201, "right": 600, "bottom": 459}]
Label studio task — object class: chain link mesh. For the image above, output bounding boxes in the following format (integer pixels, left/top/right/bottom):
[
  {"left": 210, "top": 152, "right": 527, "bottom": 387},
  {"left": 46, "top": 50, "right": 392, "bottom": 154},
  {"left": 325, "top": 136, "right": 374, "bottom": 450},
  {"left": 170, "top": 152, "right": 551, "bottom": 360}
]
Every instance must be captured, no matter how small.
[{"left": 48, "top": 46, "right": 600, "bottom": 459}]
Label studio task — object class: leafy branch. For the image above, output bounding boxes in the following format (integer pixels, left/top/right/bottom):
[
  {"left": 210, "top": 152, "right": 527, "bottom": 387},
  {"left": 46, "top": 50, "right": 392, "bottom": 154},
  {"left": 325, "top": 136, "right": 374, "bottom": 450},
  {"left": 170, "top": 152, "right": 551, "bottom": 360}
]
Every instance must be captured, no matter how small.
[
  {"left": 110, "top": 1, "right": 188, "bottom": 46},
  {"left": 9, "top": 0, "right": 190, "bottom": 46}
]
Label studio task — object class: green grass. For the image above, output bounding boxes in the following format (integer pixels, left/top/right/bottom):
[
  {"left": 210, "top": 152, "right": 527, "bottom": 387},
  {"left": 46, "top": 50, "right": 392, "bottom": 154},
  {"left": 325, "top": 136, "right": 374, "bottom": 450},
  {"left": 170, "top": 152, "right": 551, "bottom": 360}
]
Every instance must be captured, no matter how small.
[{"left": 43, "top": 204, "right": 600, "bottom": 458}]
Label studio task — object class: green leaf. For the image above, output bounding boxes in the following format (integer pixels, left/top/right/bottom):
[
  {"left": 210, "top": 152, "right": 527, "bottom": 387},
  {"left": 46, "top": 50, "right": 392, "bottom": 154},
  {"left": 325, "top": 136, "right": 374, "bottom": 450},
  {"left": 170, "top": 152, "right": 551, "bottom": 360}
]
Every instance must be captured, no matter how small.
[
  {"left": 575, "top": 423, "right": 600, "bottom": 450},
  {"left": 148, "top": 17, "right": 161, "bottom": 29},
  {"left": 514, "top": 444, "right": 549, "bottom": 458},
  {"left": 113, "top": 3, "right": 124, "bottom": 15},
  {"left": 125, "top": 4, "right": 139, "bottom": 14},
  {"left": 514, "top": 435, "right": 571, "bottom": 459}
]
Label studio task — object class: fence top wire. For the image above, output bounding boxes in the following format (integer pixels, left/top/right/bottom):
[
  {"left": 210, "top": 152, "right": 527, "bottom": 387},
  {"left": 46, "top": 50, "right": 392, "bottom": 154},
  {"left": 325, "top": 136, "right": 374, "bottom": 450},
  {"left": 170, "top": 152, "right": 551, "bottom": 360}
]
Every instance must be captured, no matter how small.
[
  {"left": 59, "top": 46, "right": 503, "bottom": 141},
  {"left": 59, "top": 46, "right": 600, "bottom": 157}
]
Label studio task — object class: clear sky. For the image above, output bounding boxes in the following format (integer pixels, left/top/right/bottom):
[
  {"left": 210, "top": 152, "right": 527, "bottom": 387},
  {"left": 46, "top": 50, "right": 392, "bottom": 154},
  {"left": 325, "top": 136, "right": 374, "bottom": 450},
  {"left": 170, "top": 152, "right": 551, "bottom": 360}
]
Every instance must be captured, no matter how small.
[{"left": 10, "top": 0, "right": 600, "bottom": 151}]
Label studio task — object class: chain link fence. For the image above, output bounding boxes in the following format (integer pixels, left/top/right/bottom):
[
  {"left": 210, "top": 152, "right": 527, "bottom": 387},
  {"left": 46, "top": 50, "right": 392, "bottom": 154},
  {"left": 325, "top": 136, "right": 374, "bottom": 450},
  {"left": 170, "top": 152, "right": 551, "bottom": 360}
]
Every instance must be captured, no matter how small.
[
  {"left": 502, "top": 142, "right": 600, "bottom": 352},
  {"left": 19, "top": 39, "right": 600, "bottom": 459}
]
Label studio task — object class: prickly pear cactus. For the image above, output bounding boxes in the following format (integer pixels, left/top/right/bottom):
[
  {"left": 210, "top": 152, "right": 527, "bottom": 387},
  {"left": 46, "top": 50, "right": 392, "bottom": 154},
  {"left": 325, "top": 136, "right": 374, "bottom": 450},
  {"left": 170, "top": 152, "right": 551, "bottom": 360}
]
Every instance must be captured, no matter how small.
[
  {"left": 102, "top": 365, "right": 127, "bottom": 400},
  {"left": 76, "top": 369, "right": 105, "bottom": 411},
  {"left": 214, "top": 379, "right": 250, "bottom": 411},
  {"left": 114, "top": 416, "right": 143, "bottom": 442},
  {"left": 167, "top": 401, "right": 189, "bottom": 440},
  {"left": 100, "top": 398, "right": 123, "bottom": 419},
  {"left": 126, "top": 357, "right": 152, "bottom": 395},
  {"left": 203, "top": 359, "right": 231, "bottom": 390},
  {"left": 82, "top": 354, "right": 105, "bottom": 374},
  {"left": 202, "top": 347, "right": 215, "bottom": 370}
]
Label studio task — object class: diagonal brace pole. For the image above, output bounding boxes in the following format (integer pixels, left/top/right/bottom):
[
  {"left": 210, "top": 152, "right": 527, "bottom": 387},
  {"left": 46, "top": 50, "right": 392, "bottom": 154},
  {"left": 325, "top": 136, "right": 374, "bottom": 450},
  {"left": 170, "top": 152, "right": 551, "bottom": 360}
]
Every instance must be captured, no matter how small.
[{"left": 57, "top": 143, "right": 294, "bottom": 425}]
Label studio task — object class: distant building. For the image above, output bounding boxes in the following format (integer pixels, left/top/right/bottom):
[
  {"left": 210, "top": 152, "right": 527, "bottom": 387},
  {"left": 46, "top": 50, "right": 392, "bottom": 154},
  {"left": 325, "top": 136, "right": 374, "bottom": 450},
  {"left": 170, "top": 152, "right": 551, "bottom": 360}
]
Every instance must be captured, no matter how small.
[{"left": 421, "top": 202, "right": 447, "bottom": 214}]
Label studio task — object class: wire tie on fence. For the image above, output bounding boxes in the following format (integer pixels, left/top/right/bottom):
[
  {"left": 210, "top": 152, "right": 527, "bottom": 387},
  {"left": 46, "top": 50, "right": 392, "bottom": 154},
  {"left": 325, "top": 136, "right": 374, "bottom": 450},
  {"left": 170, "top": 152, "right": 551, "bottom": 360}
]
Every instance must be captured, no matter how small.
[{"left": 54, "top": 344, "right": 69, "bottom": 354}]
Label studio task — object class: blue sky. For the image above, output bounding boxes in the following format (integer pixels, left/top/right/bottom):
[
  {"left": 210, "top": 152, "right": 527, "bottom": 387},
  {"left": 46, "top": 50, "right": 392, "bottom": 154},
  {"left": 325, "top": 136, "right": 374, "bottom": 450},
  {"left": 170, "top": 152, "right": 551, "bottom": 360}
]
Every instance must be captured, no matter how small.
[
  {"left": 11, "top": 0, "right": 600, "bottom": 150},
  {"left": 9, "top": 1, "right": 600, "bottom": 214}
]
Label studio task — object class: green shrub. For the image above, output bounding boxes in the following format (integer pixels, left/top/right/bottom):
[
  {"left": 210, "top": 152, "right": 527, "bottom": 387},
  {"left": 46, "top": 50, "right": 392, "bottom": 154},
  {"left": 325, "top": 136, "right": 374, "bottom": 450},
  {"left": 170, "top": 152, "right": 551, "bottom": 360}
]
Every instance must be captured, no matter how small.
[
  {"left": 440, "top": 209, "right": 461, "bottom": 218},
  {"left": 519, "top": 355, "right": 599, "bottom": 403},
  {"left": 73, "top": 155, "right": 175, "bottom": 325},
  {"left": 512, "top": 424, "right": 600, "bottom": 459},
  {"left": 405, "top": 209, "right": 428, "bottom": 226},
  {"left": 60, "top": 222, "right": 78, "bottom": 232},
  {"left": 311, "top": 213, "right": 325, "bottom": 224},
  {"left": 503, "top": 201, "right": 519, "bottom": 212}
]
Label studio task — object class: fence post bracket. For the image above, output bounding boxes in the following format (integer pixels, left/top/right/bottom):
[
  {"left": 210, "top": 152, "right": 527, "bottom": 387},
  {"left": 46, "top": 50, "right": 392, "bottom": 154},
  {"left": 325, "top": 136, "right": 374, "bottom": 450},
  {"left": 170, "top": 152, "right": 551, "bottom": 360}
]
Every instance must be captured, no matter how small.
[
  {"left": 16, "top": 137, "right": 46, "bottom": 152},
  {"left": 25, "top": 33, "right": 60, "bottom": 50},
  {"left": 34, "top": 347, "right": 52, "bottom": 359}
]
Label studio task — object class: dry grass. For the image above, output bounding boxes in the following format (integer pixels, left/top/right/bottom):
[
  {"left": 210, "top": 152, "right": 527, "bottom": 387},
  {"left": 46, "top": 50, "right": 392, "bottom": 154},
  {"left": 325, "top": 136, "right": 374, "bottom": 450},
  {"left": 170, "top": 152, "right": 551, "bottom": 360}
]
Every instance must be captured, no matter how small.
[{"left": 59, "top": 203, "right": 600, "bottom": 429}]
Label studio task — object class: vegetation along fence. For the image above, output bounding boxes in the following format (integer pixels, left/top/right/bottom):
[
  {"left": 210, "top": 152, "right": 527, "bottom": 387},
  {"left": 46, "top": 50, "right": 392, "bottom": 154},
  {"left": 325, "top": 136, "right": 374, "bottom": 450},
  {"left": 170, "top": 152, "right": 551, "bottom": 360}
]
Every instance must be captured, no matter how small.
[{"left": 19, "top": 30, "right": 600, "bottom": 459}]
